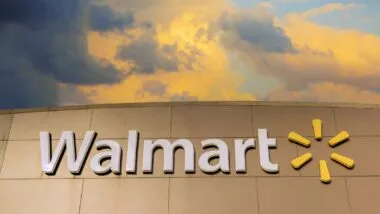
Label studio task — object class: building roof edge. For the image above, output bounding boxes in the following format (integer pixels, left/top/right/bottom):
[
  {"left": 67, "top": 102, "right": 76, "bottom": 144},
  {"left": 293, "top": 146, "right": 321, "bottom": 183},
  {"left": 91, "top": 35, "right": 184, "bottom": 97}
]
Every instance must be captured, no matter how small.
[{"left": 1, "top": 101, "right": 380, "bottom": 114}]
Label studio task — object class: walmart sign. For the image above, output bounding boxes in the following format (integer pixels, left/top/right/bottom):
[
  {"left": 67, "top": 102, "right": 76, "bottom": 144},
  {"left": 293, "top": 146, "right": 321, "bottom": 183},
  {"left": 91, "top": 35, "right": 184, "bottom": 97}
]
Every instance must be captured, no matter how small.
[{"left": 39, "top": 119, "right": 355, "bottom": 184}]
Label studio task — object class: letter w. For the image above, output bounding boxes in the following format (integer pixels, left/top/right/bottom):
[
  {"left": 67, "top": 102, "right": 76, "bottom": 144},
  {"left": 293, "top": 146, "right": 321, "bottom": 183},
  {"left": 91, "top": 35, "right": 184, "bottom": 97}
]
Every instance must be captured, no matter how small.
[{"left": 40, "top": 131, "right": 96, "bottom": 174}]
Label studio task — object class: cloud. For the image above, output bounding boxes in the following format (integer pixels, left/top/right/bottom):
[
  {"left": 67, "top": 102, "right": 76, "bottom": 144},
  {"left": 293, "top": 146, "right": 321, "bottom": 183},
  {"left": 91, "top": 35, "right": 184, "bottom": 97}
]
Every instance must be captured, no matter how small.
[
  {"left": 138, "top": 80, "right": 198, "bottom": 101},
  {"left": 0, "top": 0, "right": 54, "bottom": 28},
  {"left": 0, "top": 65, "right": 57, "bottom": 109},
  {"left": 294, "top": 3, "right": 359, "bottom": 19},
  {"left": 117, "top": 34, "right": 179, "bottom": 73},
  {"left": 83, "top": 2, "right": 380, "bottom": 105},
  {"left": 265, "top": 82, "right": 380, "bottom": 104},
  {"left": 83, "top": 11, "right": 256, "bottom": 103},
  {"left": 117, "top": 30, "right": 204, "bottom": 74},
  {"left": 268, "top": 9, "right": 380, "bottom": 91},
  {"left": 170, "top": 91, "right": 198, "bottom": 101},
  {"left": 89, "top": 3, "right": 136, "bottom": 32},
  {"left": 0, "top": 0, "right": 131, "bottom": 109},
  {"left": 282, "top": 0, "right": 309, "bottom": 3},
  {"left": 104, "top": 0, "right": 228, "bottom": 25},
  {"left": 259, "top": 2, "right": 274, "bottom": 9},
  {"left": 141, "top": 80, "right": 168, "bottom": 96},
  {"left": 211, "top": 3, "right": 380, "bottom": 104},
  {"left": 215, "top": 9, "right": 295, "bottom": 53},
  {"left": 0, "top": 0, "right": 254, "bottom": 107},
  {"left": 57, "top": 84, "right": 95, "bottom": 105},
  {"left": 4, "top": 0, "right": 378, "bottom": 107}
]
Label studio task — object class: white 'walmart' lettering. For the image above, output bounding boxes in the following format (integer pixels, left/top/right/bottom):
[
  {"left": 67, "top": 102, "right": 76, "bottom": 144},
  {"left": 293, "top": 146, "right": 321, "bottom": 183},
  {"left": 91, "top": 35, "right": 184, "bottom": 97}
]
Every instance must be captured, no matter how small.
[{"left": 39, "top": 129, "right": 278, "bottom": 175}]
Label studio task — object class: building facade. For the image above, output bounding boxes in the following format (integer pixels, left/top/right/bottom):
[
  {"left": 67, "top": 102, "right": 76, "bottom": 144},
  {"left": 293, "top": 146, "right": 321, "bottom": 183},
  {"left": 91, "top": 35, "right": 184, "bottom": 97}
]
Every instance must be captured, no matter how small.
[{"left": 0, "top": 101, "right": 379, "bottom": 214}]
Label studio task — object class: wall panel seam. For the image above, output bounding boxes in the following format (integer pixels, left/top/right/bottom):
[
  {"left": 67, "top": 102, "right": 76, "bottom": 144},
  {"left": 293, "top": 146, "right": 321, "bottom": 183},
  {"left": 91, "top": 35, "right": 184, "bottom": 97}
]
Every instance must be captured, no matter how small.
[
  {"left": 77, "top": 179, "right": 85, "bottom": 214},
  {"left": 251, "top": 105, "right": 255, "bottom": 137},
  {"left": 332, "top": 107, "right": 339, "bottom": 134},
  {"left": 255, "top": 178, "right": 261, "bottom": 214},
  {"left": 89, "top": 109, "right": 94, "bottom": 130},
  {"left": 167, "top": 177, "right": 171, "bottom": 214},
  {"left": 0, "top": 114, "right": 14, "bottom": 175},
  {"left": 169, "top": 105, "right": 173, "bottom": 138},
  {"left": 344, "top": 177, "right": 353, "bottom": 214}
]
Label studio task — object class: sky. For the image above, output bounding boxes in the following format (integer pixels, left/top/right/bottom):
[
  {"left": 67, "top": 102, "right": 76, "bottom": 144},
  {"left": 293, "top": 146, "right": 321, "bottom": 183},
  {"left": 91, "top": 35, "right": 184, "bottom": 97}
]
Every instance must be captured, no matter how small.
[{"left": 0, "top": 0, "right": 380, "bottom": 109}]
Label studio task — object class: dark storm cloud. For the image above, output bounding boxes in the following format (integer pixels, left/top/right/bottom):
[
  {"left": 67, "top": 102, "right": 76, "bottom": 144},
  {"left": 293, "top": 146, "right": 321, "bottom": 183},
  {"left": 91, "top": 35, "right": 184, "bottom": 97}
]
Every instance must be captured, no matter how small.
[
  {"left": 117, "top": 35, "right": 180, "bottom": 73},
  {"left": 217, "top": 11, "right": 295, "bottom": 53},
  {"left": 0, "top": 0, "right": 134, "bottom": 109},
  {"left": 57, "top": 84, "right": 95, "bottom": 105},
  {"left": 117, "top": 25, "right": 204, "bottom": 74},
  {"left": 117, "top": 33, "right": 203, "bottom": 74},
  {"left": 0, "top": 60, "right": 58, "bottom": 109},
  {"left": 0, "top": 1, "right": 54, "bottom": 28},
  {"left": 89, "top": 3, "right": 135, "bottom": 32}
]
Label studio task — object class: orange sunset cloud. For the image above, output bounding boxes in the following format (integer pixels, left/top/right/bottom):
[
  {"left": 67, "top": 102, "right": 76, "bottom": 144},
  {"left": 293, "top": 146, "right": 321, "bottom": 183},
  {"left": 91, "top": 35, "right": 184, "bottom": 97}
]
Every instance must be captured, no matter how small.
[{"left": 3, "top": 0, "right": 376, "bottom": 108}]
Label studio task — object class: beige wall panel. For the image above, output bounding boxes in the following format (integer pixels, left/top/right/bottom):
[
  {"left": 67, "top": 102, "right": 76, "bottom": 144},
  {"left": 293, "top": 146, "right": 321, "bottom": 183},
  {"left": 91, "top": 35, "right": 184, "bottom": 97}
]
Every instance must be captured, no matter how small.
[
  {"left": 298, "top": 138, "right": 380, "bottom": 176},
  {"left": 333, "top": 141, "right": 380, "bottom": 176},
  {"left": 0, "top": 140, "right": 41, "bottom": 179},
  {"left": 9, "top": 110, "right": 91, "bottom": 140},
  {"left": 9, "top": 112, "right": 49, "bottom": 140},
  {"left": 123, "top": 107, "right": 171, "bottom": 138},
  {"left": 169, "top": 177, "right": 258, "bottom": 214},
  {"left": 3, "top": 104, "right": 380, "bottom": 214},
  {"left": 0, "top": 179, "right": 82, "bottom": 214},
  {"left": 90, "top": 108, "right": 126, "bottom": 138},
  {"left": 0, "top": 141, "right": 5, "bottom": 170},
  {"left": 171, "top": 105, "right": 253, "bottom": 138},
  {"left": 80, "top": 178, "right": 169, "bottom": 214},
  {"left": 45, "top": 110, "right": 92, "bottom": 139},
  {"left": 253, "top": 106, "right": 336, "bottom": 137},
  {"left": 91, "top": 107, "right": 171, "bottom": 139},
  {"left": 257, "top": 177, "right": 351, "bottom": 214},
  {"left": 347, "top": 136, "right": 380, "bottom": 143},
  {"left": 0, "top": 114, "right": 12, "bottom": 140},
  {"left": 347, "top": 177, "right": 380, "bottom": 214},
  {"left": 334, "top": 107, "right": 380, "bottom": 136}
]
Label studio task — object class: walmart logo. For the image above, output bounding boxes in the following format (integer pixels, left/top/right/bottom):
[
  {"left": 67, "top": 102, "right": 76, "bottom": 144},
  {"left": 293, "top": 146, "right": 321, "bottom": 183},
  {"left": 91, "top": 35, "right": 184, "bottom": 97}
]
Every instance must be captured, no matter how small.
[
  {"left": 39, "top": 119, "right": 356, "bottom": 182},
  {"left": 288, "top": 119, "right": 355, "bottom": 184}
]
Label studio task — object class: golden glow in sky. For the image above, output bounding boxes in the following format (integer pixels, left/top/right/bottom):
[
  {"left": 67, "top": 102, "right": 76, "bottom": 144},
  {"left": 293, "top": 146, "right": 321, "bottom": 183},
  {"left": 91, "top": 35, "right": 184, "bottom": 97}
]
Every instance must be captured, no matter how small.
[
  {"left": 1, "top": 0, "right": 376, "bottom": 109},
  {"left": 75, "top": 1, "right": 380, "bottom": 105}
]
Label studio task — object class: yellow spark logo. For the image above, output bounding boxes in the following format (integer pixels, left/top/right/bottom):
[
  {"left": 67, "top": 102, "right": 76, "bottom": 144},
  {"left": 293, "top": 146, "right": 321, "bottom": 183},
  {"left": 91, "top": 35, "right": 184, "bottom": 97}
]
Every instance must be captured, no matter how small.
[{"left": 288, "top": 119, "right": 355, "bottom": 184}]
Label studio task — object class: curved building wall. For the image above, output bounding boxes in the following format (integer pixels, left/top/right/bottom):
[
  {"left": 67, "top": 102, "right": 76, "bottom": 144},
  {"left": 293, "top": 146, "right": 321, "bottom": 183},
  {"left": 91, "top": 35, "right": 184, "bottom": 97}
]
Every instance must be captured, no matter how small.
[{"left": 0, "top": 101, "right": 380, "bottom": 214}]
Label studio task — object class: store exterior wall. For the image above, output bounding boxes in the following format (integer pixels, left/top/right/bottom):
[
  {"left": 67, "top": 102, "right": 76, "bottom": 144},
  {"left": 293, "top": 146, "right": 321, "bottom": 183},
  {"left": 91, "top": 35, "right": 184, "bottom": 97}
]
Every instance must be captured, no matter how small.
[{"left": 0, "top": 101, "right": 380, "bottom": 214}]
